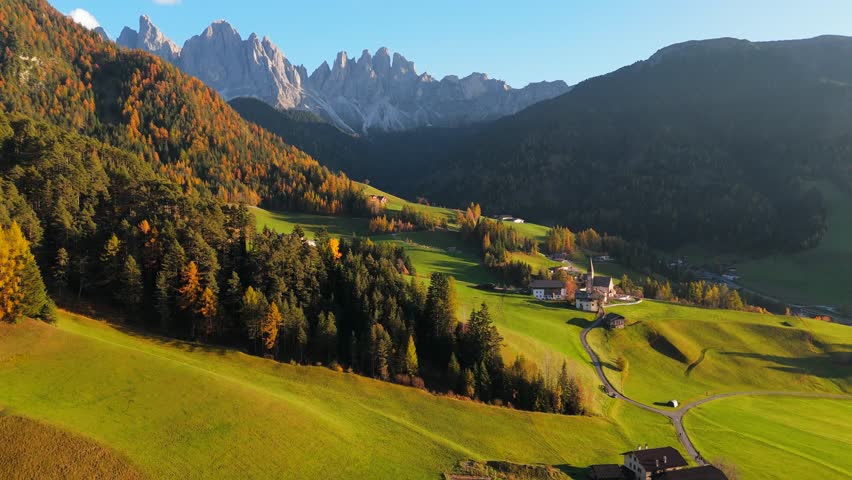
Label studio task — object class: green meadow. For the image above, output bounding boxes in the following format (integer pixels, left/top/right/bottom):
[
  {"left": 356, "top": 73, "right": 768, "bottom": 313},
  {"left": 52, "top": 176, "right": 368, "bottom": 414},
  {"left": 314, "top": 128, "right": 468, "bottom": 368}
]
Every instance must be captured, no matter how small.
[
  {"left": 586, "top": 301, "right": 851, "bottom": 406},
  {"left": 735, "top": 184, "right": 852, "bottom": 306},
  {"left": 231, "top": 204, "right": 851, "bottom": 479},
  {"left": 0, "top": 313, "right": 679, "bottom": 479},
  {"left": 250, "top": 206, "right": 370, "bottom": 238},
  {"left": 360, "top": 183, "right": 459, "bottom": 225},
  {"left": 684, "top": 396, "right": 852, "bottom": 480}
]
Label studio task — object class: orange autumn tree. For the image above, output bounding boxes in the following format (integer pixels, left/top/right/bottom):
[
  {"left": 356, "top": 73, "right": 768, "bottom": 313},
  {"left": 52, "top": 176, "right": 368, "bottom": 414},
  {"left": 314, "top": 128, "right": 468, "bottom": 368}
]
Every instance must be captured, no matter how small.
[
  {"left": 261, "top": 302, "right": 283, "bottom": 353},
  {"left": 197, "top": 286, "right": 218, "bottom": 339},
  {"left": 177, "top": 261, "right": 201, "bottom": 312},
  {"left": 328, "top": 238, "right": 342, "bottom": 261},
  {"left": 0, "top": 223, "right": 27, "bottom": 322},
  {"left": 0, "top": 222, "right": 52, "bottom": 323}
]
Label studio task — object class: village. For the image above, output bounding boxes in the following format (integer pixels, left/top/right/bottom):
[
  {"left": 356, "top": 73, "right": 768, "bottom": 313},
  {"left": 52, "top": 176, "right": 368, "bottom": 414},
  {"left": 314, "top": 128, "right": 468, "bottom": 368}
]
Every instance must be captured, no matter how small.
[
  {"left": 528, "top": 259, "right": 737, "bottom": 480},
  {"left": 529, "top": 257, "right": 627, "bottom": 313}
]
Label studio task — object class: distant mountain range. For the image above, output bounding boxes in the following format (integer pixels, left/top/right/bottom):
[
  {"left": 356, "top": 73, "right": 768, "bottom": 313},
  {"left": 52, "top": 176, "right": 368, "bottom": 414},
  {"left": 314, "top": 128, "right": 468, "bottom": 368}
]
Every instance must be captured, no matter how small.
[{"left": 114, "top": 15, "right": 570, "bottom": 134}]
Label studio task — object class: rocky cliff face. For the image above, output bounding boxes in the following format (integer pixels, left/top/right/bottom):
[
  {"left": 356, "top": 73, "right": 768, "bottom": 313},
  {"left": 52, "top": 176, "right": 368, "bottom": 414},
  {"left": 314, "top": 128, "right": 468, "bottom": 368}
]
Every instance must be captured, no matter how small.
[
  {"left": 117, "top": 15, "right": 181, "bottom": 63},
  {"left": 117, "top": 16, "right": 571, "bottom": 134}
]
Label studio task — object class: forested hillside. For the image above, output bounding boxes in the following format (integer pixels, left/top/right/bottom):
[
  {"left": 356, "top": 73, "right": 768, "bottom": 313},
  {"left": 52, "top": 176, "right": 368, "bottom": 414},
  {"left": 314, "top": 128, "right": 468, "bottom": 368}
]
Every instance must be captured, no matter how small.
[
  {"left": 0, "top": 0, "right": 585, "bottom": 415},
  {"left": 0, "top": 0, "right": 362, "bottom": 212},
  {"left": 418, "top": 36, "right": 852, "bottom": 251},
  {"left": 230, "top": 96, "right": 478, "bottom": 188}
]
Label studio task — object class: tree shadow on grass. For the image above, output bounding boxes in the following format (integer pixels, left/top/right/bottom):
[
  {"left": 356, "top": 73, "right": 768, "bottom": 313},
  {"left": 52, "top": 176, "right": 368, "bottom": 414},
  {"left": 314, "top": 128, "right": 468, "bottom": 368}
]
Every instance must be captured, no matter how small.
[
  {"left": 567, "top": 317, "right": 594, "bottom": 328},
  {"left": 719, "top": 349, "right": 852, "bottom": 380},
  {"left": 107, "top": 324, "right": 232, "bottom": 357},
  {"left": 430, "top": 259, "right": 496, "bottom": 285},
  {"left": 60, "top": 302, "right": 232, "bottom": 357},
  {"left": 524, "top": 299, "right": 573, "bottom": 310},
  {"left": 554, "top": 464, "right": 591, "bottom": 479}
]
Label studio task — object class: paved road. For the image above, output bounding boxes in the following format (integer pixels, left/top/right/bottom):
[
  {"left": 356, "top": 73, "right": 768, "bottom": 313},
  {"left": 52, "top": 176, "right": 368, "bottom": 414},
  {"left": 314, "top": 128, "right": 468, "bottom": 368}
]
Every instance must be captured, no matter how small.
[{"left": 579, "top": 317, "right": 852, "bottom": 465}]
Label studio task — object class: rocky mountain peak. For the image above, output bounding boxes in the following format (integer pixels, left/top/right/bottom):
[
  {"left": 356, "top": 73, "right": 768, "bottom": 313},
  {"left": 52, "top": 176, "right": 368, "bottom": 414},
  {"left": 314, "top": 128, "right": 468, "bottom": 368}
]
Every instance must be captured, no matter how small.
[
  {"left": 391, "top": 52, "right": 416, "bottom": 76},
  {"left": 358, "top": 49, "right": 372, "bottom": 66},
  {"left": 117, "top": 14, "right": 571, "bottom": 135},
  {"left": 116, "top": 26, "right": 137, "bottom": 48},
  {"left": 333, "top": 51, "right": 349, "bottom": 71},
  {"left": 93, "top": 26, "right": 109, "bottom": 41},
  {"left": 117, "top": 15, "right": 180, "bottom": 62},
  {"left": 203, "top": 20, "right": 241, "bottom": 41},
  {"left": 372, "top": 48, "right": 391, "bottom": 79}
]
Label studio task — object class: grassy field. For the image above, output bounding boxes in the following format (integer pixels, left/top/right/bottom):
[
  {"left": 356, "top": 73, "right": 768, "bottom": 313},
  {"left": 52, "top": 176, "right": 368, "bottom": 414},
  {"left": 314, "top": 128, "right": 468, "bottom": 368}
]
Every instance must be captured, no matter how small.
[
  {"left": 684, "top": 396, "right": 852, "bottom": 480},
  {"left": 371, "top": 230, "right": 639, "bottom": 415},
  {"left": 250, "top": 207, "right": 370, "bottom": 238},
  {"left": 587, "top": 301, "right": 852, "bottom": 407},
  {"left": 0, "top": 413, "right": 143, "bottom": 480},
  {"left": 0, "top": 313, "right": 680, "bottom": 480},
  {"left": 360, "top": 183, "right": 459, "bottom": 225},
  {"left": 734, "top": 185, "right": 852, "bottom": 306}
]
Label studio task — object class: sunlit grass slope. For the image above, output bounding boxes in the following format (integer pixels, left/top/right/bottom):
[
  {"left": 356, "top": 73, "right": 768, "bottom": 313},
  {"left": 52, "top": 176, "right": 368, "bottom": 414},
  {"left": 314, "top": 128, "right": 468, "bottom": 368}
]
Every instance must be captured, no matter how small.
[
  {"left": 0, "top": 313, "right": 679, "bottom": 480},
  {"left": 250, "top": 206, "right": 370, "bottom": 238},
  {"left": 684, "top": 396, "right": 852, "bottom": 480},
  {"left": 587, "top": 301, "right": 851, "bottom": 406},
  {"left": 252, "top": 207, "right": 655, "bottom": 413}
]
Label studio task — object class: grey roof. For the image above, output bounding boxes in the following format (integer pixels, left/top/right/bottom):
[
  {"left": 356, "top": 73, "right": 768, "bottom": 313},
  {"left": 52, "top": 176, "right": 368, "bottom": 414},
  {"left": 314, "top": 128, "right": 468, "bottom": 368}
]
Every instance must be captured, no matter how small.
[
  {"left": 589, "top": 464, "right": 626, "bottom": 479},
  {"left": 575, "top": 291, "right": 593, "bottom": 300},
  {"left": 530, "top": 280, "right": 565, "bottom": 289},
  {"left": 592, "top": 276, "right": 613, "bottom": 288},
  {"left": 622, "top": 447, "right": 688, "bottom": 471},
  {"left": 658, "top": 466, "right": 729, "bottom": 480}
]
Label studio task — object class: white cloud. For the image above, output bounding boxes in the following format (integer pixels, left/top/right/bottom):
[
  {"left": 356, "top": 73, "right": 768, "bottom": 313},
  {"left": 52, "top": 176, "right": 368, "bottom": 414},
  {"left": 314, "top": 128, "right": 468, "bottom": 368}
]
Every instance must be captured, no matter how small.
[
  {"left": 153, "top": 0, "right": 183, "bottom": 5},
  {"left": 68, "top": 8, "right": 100, "bottom": 30}
]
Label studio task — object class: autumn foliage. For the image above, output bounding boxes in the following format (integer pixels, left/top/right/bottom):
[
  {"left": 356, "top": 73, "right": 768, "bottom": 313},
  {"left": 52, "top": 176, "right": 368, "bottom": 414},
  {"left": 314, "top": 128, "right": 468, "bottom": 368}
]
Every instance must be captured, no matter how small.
[
  {"left": 0, "top": 0, "right": 364, "bottom": 214},
  {"left": 0, "top": 222, "right": 49, "bottom": 323}
]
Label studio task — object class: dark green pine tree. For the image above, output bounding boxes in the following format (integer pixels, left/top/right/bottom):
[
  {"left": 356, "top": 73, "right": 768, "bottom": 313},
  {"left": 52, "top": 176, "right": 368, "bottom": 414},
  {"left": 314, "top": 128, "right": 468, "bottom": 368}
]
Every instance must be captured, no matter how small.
[{"left": 119, "top": 255, "right": 144, "bottom": 309}]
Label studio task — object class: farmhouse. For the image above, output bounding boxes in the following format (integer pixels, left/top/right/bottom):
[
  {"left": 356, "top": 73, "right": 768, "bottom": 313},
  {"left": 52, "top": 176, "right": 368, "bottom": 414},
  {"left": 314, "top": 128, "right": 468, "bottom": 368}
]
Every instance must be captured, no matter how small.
[
  {"left": 369, "top": 195, "right": 389, "bottom": 205},
  {"left": 603, "top": 312, "right": 625, "bottom": 329},
  {"left": 495, "top": 214, "right": 525, "bottom": 223},
  {"left": 575, "top": 291, "right": 600, "bottom": 312},
  {"left": 591, "top": 445, "right": 729, "bottom": 480},
  {"left": 530, "top": 279, "right": 566, "bottom": 300},
  {"left": 622, "top": 446, "right": 687, "bottom": 480}
]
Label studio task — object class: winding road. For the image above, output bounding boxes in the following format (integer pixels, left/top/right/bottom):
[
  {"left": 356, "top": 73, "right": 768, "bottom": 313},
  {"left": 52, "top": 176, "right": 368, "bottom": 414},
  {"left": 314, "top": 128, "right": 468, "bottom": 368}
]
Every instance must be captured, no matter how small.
[{"left": 579, "top": 316, "right": 852, "bottom": 465}]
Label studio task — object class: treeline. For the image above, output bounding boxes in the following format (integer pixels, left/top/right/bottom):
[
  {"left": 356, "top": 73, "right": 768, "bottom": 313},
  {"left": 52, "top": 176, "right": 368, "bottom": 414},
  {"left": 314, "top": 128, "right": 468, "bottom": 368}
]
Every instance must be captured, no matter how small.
[
  {"left": 0, "top": 0, "right": 366, "bottom": 214},
  {"left": 368, "top": 204, "right": 447, "bottom": 234},
  {"left": 458, "top": 204, "right": 536, "bottom": 286},
  {"left": 544, "top": 226, "right": 576, "bottom": 255},
  {"left": 619, "top": 275, "right": 750, "bottom": 311}
]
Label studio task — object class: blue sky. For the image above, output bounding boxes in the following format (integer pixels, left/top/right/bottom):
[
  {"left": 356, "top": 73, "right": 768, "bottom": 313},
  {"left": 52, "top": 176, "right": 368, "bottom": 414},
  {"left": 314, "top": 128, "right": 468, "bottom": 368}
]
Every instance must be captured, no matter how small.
[{"left": 52, "top": 0, "right": 851, "bottom": 87}]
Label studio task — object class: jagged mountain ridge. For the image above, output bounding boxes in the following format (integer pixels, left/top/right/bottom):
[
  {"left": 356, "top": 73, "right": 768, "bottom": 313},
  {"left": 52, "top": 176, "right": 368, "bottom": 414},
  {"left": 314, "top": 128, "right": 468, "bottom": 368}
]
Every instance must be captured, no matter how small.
[
  {"left": 116, "top": 15, "right": 570, "bottom": 134},
  {"left": 117, "top": 15, "right": 180, "bottom": 63}
]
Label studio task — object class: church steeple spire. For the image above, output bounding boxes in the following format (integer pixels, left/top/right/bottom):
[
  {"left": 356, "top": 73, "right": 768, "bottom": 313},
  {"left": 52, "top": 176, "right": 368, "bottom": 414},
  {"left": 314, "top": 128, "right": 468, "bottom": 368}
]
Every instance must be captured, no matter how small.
[{"left": 586, "top": 256, "right": 595, "bottom": 291}]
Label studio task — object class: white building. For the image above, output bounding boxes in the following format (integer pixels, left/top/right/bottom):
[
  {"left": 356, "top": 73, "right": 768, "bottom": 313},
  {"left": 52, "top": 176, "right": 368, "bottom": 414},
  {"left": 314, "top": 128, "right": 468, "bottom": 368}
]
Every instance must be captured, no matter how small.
[
  {"left": 530, "top": 280, "right": 566, "bottom": 300},
  {"left": 575, "top": 291, "right": 599, "bottom": 312}
]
